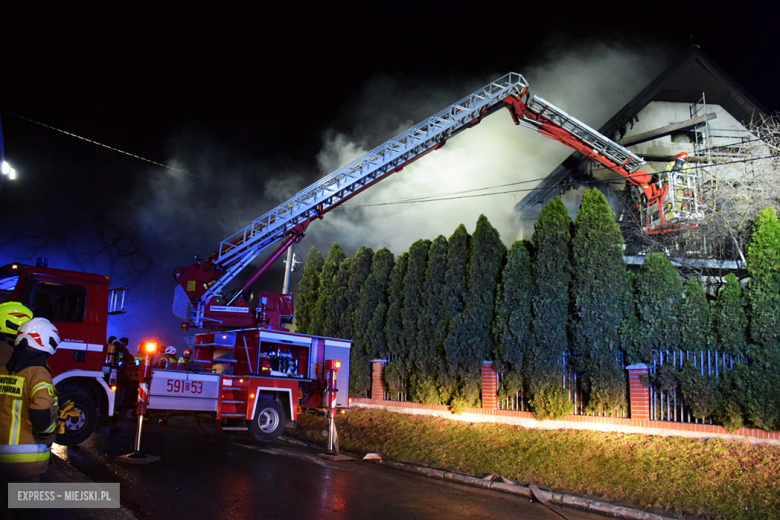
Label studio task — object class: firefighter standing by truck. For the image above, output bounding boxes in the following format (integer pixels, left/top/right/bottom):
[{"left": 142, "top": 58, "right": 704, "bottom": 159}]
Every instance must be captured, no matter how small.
[{"left": 0, "top": 318, "right": 60, "bottom": 483}]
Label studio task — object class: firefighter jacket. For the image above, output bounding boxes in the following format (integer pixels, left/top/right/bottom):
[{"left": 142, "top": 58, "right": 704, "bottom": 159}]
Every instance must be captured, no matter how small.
[
  {"left": 0, "top": 333, "right": 15, "bottom": 368},
  {"left": 0, "top": 364, "right": 58, "bottom": 481}
]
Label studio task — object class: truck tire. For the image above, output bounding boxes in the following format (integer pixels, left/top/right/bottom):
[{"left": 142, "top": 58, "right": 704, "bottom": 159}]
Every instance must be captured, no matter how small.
[
  {"left": 55, "top": 392, "right": 98, "bottom": 446},
  {"left": 247, "top": 399, "right": 284, "bottom": 442}
]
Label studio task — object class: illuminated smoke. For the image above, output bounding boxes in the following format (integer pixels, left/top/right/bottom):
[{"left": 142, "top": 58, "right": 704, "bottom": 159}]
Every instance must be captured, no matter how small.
[{"left": 302, "top": 42, "right": 669, "bottom": 255}]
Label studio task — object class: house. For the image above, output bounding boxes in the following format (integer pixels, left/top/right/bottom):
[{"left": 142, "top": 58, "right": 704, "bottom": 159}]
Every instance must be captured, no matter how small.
[{"left": 514, "top": 46, "right": 768, "bottom": 276}]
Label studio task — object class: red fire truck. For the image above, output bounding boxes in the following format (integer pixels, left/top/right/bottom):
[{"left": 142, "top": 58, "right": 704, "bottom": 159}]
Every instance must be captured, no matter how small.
[{"left": 0, "top": 72, "right": 700, "bottom": 445}]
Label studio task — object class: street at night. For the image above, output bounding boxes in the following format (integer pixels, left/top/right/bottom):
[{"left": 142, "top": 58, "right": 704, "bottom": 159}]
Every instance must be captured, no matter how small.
[{"left": 41, "top": 418, "right": 617, "bottom": 520}]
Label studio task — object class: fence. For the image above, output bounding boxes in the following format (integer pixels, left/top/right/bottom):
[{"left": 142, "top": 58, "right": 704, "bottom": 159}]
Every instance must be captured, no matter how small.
[
  {"left": 371, "top": 349, "right": 745, "bottom": 425},
  {"left": 649, "top": 349, "right": 746, "bottom": 423}
]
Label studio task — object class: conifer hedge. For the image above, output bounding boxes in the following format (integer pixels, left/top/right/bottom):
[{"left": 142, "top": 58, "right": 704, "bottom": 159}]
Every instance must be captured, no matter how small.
[{"left": 293, "top": 202, "right": 780, "bottom": 430}]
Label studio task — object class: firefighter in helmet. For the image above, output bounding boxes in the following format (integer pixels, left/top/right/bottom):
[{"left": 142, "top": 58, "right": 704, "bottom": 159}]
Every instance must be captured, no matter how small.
[
  {"left": 178, "top": 348, "right": 192, "bottom": 364},
  {"left": 0, "top": 318, "right": 61, "bottom": 483},
  {"left": 156, "top": 346, "right": 178, "bottom": 369},
  {"left": 0, "top": 302, "right": 34, "bottom": 367}
]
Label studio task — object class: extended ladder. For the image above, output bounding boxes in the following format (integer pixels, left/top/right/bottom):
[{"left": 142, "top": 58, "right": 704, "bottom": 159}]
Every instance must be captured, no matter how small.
[{"left": 196, "top": 73, "right": 529, "bottom": 309}]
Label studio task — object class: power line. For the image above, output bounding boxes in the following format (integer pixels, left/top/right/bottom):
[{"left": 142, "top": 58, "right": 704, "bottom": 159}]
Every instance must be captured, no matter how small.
[
  {"left": 3, "top": 110, "right": 198, "bottom": 177},
  {"left": 340, "top": 154, "right": 780, "bottom": 209}
]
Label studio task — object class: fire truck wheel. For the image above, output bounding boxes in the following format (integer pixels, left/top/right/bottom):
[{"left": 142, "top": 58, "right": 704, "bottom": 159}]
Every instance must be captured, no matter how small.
[
  {"left": 55, "top": 393, "right": 98, "bottom": 446},
  {"left": 247, "top": 399, "right": 285, "bottom": 442}
]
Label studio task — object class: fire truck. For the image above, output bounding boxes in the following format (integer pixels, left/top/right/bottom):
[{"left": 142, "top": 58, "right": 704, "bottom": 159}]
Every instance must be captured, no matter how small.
[{"left": 0, "top": 72, "right": 701, "bottom": 445}]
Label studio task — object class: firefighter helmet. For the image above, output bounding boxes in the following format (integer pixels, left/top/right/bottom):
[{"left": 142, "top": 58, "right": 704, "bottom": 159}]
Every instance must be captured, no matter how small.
[
  {"left": 183, "top": 348, "right": 192, "bottom": 357},
  {"left": 164, "top": 346, "right": 177, "bottom": 356},
  {"left": 15, "top": 317, "right": 61, "bottom": 355},
  {"left": 675, "top": 152, "right": 689, "bottom": 161},
  {"left": 0, "top": 301, "right": 33, "bottom": 335}
]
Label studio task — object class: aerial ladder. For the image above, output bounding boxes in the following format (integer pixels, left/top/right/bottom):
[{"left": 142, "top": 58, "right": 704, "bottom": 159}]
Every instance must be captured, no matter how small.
[{"left": 173, "top": 72, "right": 703, "bottom": 330}]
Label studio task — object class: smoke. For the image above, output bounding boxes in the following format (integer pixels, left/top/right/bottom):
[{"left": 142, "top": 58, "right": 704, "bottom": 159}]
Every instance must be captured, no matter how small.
[
  {"left": 301, "top": 41, "right": 670, "bottom": 255},
  {"left": 122, "top": 40, "right": 670, "bottom": 345}
]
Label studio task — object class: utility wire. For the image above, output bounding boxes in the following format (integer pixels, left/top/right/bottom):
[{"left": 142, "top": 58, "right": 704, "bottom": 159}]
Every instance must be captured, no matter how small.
[
  {"left": 3, "top": 110, "right": 196, "bottom": 176},
  {"left": 342, "top": 154, "right": 779, "bottom": 209}
]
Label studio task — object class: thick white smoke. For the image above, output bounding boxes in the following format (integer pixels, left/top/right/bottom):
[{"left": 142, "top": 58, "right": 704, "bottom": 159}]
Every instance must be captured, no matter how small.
[{"left": 301, "top": 42, "right": 670, "bottom": 255}]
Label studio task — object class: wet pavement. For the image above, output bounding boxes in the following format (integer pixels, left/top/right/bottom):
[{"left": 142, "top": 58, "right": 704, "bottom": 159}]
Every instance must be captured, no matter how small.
[{"left": 6, "top": 416, "right": 618, "bottom": 520}]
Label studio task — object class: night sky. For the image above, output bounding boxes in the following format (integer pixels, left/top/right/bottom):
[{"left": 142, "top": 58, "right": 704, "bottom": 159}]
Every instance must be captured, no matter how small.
[{"left": 1, "top": 4, "right": 776, "bottom": 348}]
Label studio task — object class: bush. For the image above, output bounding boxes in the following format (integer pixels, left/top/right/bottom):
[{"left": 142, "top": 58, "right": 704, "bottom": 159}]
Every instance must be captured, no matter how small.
[
  {"left": 409, "top": 373, "right": 441, "bottom": 405},
  {"left": 498, "top": 370, "right": 523, "bottom": 400},
  {"left": 383, "top": 360, "right": 407, "bottom": 396},
  {"left": 715, "top": 400, "right": 745, "bottom": 432},
  {"left": 449, "top": 379, "right": 481, "bottom": 415},
  {"left": 678, "top": 360, "right": 718, "bottom": 420},
  {"left": 530, "top": 384, "right": 572, "bottom": 420},
  {"left": 585, "top": 387, "right": 627, "bottom": 417},
  {"left": 717, "top": 351, "right": 780, "bottom": 432},
  {"left": 652, "top": 364, "right": 679, "bottom": 392}
]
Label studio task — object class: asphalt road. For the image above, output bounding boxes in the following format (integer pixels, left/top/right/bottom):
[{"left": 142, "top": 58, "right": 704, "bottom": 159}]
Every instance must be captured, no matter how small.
[{"left": 10, "top": 416, "right": 618, "bottom": 520}]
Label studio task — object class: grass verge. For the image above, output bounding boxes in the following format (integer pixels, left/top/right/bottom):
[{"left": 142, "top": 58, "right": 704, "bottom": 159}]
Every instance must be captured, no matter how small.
[{"left": 290, "top": 407, "right": 780, "bottom": 520}]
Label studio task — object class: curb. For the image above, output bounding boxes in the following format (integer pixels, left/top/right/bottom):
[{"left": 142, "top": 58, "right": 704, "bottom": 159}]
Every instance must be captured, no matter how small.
[
  {"left": 281, "top": 435, "right": 674, "bottom": 520},
  {"left": 375, "top": 459, "right": 674, "bottom": 520}
]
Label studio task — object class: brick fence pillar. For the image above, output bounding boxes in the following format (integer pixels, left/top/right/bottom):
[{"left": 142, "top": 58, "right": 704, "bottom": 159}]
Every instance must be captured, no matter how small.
[
  {"left": 481, "top": 361, "right": 498, "bottom": 410},
  {"left": 627, "top": 363, "right": 650, "bottom": 420},
  {"left": 371, "top": 359, "right": 387, "bottom": 400}
]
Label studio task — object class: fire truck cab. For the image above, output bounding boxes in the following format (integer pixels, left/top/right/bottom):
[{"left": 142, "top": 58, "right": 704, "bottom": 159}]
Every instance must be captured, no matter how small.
[{"left": 0, "top": 261, "right": 114, "bottom": 445}]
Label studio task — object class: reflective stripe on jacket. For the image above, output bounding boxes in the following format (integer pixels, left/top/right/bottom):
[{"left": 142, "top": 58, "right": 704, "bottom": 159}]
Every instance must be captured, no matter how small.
[{"left": 0, "top": 365, "right": 57, "bottom": 446}]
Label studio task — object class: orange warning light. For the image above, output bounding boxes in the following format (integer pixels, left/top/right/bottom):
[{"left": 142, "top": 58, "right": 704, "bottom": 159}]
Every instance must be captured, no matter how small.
[
  {"left": 143, "top": 341, "right": 158, "bottom": 354},
  {"left": 325, "top": 359, "right": 341, "bottom": 371}
]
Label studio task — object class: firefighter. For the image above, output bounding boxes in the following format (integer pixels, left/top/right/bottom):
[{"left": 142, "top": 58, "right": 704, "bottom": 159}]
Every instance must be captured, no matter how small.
[
  {"left": 0, "top": 318, "right": 60, "bottom": 483},
  {"left": 0, "top": 302, "right": 34, "bottom": 367},
  {"left": 114, "top": 337, "right": 133, "bottom": 366},
  {"left": 156, "top": 346, "right": 178, "bottom": 369},
  {"left": 178, "top": 348, "right": 192, "bottom": 364}
]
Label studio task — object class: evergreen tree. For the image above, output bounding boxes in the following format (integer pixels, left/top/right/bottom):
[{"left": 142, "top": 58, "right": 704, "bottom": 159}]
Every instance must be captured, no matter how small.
[
  {"left": 324, "top": 258, "right": 352, "bottom": 338},
  {"left": 718, "top": 207, "right": 780, "bottom": 432},
  {"left": 341, "top": 246, "right": 374, "bottom": 338},
  {"left": 571, "top": 188, "right": 629, "bottom": 415},
  {"left": 619, "top": 271, "right": 643, "bottom": 364},
  {"left": 385, "top": 252, "right": 409, "bottom": 360},
  {"left": 384, "top": 252, "right": 408, "bottom": 397},
  {"left": 295, "top": 246, "right": 323, "bottom": 334},
  {"left": 441, "top": 225, "right": 471, "bottom": 404},
  {"left": 527, "top": 197, "right": 572, "bottom": 419},
  {"left": 352, "top": 248, "right": 394, "bottom": 397},
  {"left": 402, "top": 239, "right": 431, "bottom": 363},
  {"left": 342, "top": 247, "right": 374, "bottom": 397},
  {"left": 309, "top": 243, "right": 345, "bottom": 336},
  {"left": 453, "top": 215, "right": 505, "bottom": 407},
  {"left": 358, "top": 248, "right": 395, "bottom": 360},
  {"left": 491, "top": 240, "right": 533, "bottom": 398},
  {"left": 634, "top": 253, "right": 683, "bottom": 360},
  {"left": 747, "top": 207, "right": 780, "bottom": 352},
  {"left": 413, "top": 236, "right": 448, "bottom": 404},
  {"left": 712, "top": 273, "right": 747, "bottom": 356},
  {"left": 402, "top": 239, "right": 433, "bottom": 402},
  {"left": 680, "top": 278, "right": 711, "bottom": 351}
]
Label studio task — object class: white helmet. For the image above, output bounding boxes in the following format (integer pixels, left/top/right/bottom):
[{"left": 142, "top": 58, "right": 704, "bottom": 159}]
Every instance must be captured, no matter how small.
[
  {"left": 15, "top": 317, "right": 61, "bottom": 355},
  {"left": 164, "top": 346, "right": 177, "bottom": 356}
]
